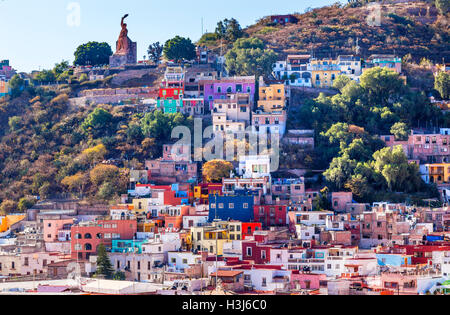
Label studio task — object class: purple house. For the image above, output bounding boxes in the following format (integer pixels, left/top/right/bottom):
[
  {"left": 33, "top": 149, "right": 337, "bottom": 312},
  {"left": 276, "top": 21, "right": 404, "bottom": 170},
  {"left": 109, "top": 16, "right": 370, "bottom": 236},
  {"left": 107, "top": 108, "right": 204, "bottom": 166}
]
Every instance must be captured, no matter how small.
[{"left": 202, "top": 76, "right": 256, "bottom": 109}]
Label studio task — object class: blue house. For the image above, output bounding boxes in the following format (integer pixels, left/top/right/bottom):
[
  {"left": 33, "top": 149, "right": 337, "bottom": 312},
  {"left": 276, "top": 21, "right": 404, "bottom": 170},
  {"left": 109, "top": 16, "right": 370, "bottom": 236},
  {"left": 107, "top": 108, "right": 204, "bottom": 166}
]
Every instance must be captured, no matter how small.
[
  {"left": 376, "top": 253, "right": 412, "bottom": 267},
  {"left": 208, "top": 195, "right": 254, "bottom": 223}
]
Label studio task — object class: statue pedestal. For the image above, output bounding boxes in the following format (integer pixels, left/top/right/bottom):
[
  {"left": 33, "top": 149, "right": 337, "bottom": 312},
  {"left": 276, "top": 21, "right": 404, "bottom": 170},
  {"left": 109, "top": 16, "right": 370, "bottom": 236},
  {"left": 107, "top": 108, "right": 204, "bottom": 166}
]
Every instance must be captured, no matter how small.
[{"left": 109, "top": 40, "right": 137, "bottom": 67}]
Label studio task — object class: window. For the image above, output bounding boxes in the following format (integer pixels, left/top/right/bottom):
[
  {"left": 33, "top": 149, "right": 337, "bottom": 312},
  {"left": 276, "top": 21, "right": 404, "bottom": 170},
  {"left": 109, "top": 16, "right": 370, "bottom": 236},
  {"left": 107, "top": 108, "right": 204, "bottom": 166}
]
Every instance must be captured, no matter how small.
[
  {"left": 243, "top": 203, "right": 249, "bottom": 209},
  {"left": 182, "top": 259, "right": 188, "bottom": 264},
  {"left": 261, "top": 250, "right": 267, "bottom": 260},
  {"left": 262, "top": 277, "right": 267, "bottom": 287},
  {"left": 229, "top": 203, "right": 234, "bottom": 209},
  {"left": 246, "top": 247, "right": 252, "bottom": 257}
]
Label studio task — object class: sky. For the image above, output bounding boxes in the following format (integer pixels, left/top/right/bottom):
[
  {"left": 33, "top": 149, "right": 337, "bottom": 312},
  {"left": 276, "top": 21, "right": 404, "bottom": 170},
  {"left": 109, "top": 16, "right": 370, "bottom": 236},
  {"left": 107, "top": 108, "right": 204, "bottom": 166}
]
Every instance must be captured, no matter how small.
[{"left": 0, "top": 0, "right": 344, "bottom": 73}]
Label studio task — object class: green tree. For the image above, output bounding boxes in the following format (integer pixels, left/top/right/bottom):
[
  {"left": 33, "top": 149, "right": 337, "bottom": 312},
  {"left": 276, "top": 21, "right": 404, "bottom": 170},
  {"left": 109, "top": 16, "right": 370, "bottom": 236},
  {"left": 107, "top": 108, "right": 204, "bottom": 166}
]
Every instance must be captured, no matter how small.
[
  {"left": 18, "top": 197, "right": 36, "bottom": 212},
  {"left": 113, "top": 271, "right": 126, "bottom": 281},
  {"left": 53, "top": 60, "right": 70, "bottom": 79},
  {"left": 434, "top": 71, "right": 450, "bottom": 100},
  {"left": 35, "top": 70, "right": 56, "bottom": 85},
  {"left": 390, "top": 122, "right": 410, "bottom": 141},
  {"left": 372, "top": 145, "right": 422, "bottom": 192},
  {"left": 81, "top": 108, "right": 114, "bottom": 138},
  {"left": 163, "top": 36, "right": 196, "bottom": 62},
  {"left": 96, "top": 243, "right": 114, "bottom": 279},
  {"left": 313, "top": 187, "right": 332, "bottom": 211},
  {"left": 147, "top": 42, "right": 164, "bottom": 64},
  {"left": 324, "top": 154, "right": 357, "bottom": 190},
  {"left": 74, "top": 42, "right": 113, "bottom": 66},
  {"left": 8, "top": 74, "right": 25, "bottom": 98},
  {"left": 225, "top": 37, "right": 277, "bottom": 77},
  {"left": 360, "top": 67, "right": 404, "bottom": 106},
  {"left": 8, "top": 116, "right": 21, "bottom": 132},
  {"left": 215, "top": 18, "right": 244, "bottom": 42},
  {"left": 332, "top": 75, "right": 351, "bottom": 92}
]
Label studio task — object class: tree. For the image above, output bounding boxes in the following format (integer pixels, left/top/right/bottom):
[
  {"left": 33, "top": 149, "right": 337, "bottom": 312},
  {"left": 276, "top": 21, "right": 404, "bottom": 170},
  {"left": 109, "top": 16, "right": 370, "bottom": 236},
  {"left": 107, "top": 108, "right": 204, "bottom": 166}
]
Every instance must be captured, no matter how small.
[
  {"left": 61, "top": 172, "right": 86, "bottom": 196},
  {"left": 360, "top": 67, "right": 404, "bottom": 106},
  {"left": 390, "top": 122, "right": 410, "bottom": 141},
  {"left": 8, "top": 116, "right": 21, "bottom": 132},
  {"left": 435, "top": 71, "right": 450, "bottom": 100},
  {"left": 202, "top": 160, "right": 234, "bottom": 183},
  {"left": 313, "top": 187, "right": 332, "bottom": 211},
  {"left": 0, "top": 200, "right": 18, "bottom": 215},
  {"left": 345, "top": 174, "right": 374, "bottom": 202},
  {"left": 81, "top": 108, "right": 114, "bottom": 138},
  {"left": 74, "top": 41, "right": 113, "bottom": 66},
  {"left": 18, "top": 197, "right": 36, "bottom": 212},
  {"left": 96, "top": 243, "right": 114, "bottom": 279},
  {"left": 113, "top": 271, "right": 126, "bottom": 281},
  {"left": 435, "top": 0, "right": 450, "bottom": 15},
  {"left": 53, "top": 60, "right": 70, "bottom": 77},
  {"left": 324, "top": 154, "right": 357, "bottom": 190},
  {"left": 79, "top": 144, "right": 108, "bottom": 167},
  {"left": 215, "top": 18, "right": 244, "bottom": 42},
  {"left": 89, "top": 164, "right": 121, "bottom": 187},
  {"left": 225, "top": 37, "right": 278, "bottom": 77},
  {"left": 163, "top": 36, "right": 196, "bottom": 62},
  {"left": 147, "top": 42, "right": 163, "bottom": 64},
  {"left": 8, "top": 74, "right": 25, "bottom": 98},
  {"left": 333, "top": 75, "right": 351, "bottom": 92},
  {"left": 372, "top": 146, "right": 422, "bottom": 192},
  {"left": 35, "top": 69, "right": 56, "bottom": 85}
]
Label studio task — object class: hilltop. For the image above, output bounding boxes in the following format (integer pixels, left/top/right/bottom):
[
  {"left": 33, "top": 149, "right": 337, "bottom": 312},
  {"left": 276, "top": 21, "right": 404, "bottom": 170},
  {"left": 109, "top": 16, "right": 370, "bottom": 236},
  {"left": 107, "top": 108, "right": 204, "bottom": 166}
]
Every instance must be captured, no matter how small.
[{"left": 204, "top": 1, "right": 449, "bottom": 62}]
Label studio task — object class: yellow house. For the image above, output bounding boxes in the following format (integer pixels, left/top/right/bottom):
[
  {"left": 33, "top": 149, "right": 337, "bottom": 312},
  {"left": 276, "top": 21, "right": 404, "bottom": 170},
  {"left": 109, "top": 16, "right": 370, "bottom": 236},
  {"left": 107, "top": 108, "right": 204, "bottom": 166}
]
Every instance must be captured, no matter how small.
[
  {"left": 257, "top": 84, "right": 287, "bottom": 112},
  {"left": 132, "top": 198, "right": 152, "bottom": 214},
  {"left": 214, "top": 221, "right": 242, "bottom": 241},
  {"left": 310, "top": 58, "right": 341, "bottom": 88},
  {"left": 424, "top": 163, "right": 450, "bottom": 184},
  {"left": 190, "top": 226, "right": 231, "bottom": 255}
]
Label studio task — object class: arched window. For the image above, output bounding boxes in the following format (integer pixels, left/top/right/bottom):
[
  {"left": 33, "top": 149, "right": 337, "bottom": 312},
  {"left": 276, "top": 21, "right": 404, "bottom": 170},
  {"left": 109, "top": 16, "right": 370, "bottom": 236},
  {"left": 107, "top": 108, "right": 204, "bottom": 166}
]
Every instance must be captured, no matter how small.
[
  {"left": 84, "top": 243, "right": 92, "bottom": 251},
  {"left": 74, "top": 244, "right": 82, "bottom": 251},
  {"left": 74, "top": 233, "right": 82, "bottom": 240},
  {"left": 96, "top": 233, "right": 102, "bottom": 239},
  {"left": 84, "top": 233, "right": 92, "bottom": 239},
  {"left": 227, "top": 86, "right": 232, "bottom": 93}
]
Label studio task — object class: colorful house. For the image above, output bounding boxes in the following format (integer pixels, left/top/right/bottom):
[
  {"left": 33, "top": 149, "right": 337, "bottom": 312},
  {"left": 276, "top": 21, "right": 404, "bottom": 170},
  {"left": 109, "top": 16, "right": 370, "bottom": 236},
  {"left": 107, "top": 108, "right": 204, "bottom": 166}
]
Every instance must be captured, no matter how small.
[
  {"left": 203, "top": 76, "right": 255, "bottom": 109},
  {"left": 310, "top": 58, "right": 341, "bottom": 88},
  {"left": 209, "top": 195, "right": 255, "bottom": 223},
  {"left": 257, "top": 83, "right": 287, "bottom": 112},
  {"left": 253, "top": 204, "right": 287, "bottom": 228},
  {"left": 71, "top": 219, "right": 138, "bottom": 259}
]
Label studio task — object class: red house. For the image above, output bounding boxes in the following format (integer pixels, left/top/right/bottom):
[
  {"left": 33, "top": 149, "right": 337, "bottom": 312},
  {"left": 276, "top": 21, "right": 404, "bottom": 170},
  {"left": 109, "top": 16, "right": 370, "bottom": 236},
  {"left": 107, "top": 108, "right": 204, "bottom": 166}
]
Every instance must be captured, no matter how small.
[
  {"left": 253, "top": 205, "right": 287, "bottom": 228},
  {"left": 71, "top": 220, "right": 137, "bottom": 260},
  {"left": 242, "top": 235, "right": 271, "bottom": 264},
  {"left": 159, "top": 87, "right": 184, "bottom": 100},
  {"left": 396, "top": 244, "right": 450, "bottom": 265},
  {"left": 242, "top": 222, "right": 263, "bottom": 240}
]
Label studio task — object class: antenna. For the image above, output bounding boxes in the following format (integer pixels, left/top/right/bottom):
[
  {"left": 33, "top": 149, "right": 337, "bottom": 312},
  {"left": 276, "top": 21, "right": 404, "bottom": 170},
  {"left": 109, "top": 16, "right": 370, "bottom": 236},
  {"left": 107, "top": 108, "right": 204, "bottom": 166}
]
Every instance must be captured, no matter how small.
[{"left": 201, "top": 17, "right": 204, "bottom": 36}]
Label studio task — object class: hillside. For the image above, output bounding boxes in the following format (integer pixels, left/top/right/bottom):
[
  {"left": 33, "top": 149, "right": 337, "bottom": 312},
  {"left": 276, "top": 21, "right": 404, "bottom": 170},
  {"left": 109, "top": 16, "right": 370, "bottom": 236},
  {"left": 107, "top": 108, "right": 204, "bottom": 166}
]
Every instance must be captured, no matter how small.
[{"left": 205, "top": 1, "right": 449, "bottom": 62}]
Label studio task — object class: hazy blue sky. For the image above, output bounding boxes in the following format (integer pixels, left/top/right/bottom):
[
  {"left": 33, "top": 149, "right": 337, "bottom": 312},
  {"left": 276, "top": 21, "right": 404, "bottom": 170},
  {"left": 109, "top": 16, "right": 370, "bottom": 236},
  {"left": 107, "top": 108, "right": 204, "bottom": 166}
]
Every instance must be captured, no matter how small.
[{"left": 0, "top": 0, "right": 344, "bottom": 72}]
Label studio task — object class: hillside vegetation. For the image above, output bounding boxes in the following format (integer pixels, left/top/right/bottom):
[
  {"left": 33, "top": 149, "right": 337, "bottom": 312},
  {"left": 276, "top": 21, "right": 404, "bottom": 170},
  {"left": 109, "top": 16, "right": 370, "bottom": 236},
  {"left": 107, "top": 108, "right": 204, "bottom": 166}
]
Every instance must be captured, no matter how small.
[{"left": 205, "top": 1, "right": 449, "bottom": 63}]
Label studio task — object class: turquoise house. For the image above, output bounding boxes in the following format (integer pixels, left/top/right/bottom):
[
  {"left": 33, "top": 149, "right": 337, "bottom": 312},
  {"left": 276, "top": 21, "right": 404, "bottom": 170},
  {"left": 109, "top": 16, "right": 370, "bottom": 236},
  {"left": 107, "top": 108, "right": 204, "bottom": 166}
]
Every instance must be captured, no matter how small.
[{"left": 111, "top": 239, "right": 147, "bottom": 254}]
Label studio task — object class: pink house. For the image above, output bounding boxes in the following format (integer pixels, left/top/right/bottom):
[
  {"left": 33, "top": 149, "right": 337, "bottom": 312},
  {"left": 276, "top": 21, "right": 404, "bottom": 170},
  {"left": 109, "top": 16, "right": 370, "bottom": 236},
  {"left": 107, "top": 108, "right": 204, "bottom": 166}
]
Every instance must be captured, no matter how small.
[
  {"left": 381, "top": 132, "right": 450, "bottom": 163},
  {"left": 43, "top": 219, "right": 74, "bottom": 242},
  {"left": 290, "top": 272, "right": 326, "bottom": 290},
  {"left": 331, "top": 192, "right": 353, "bottom": 212}
]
